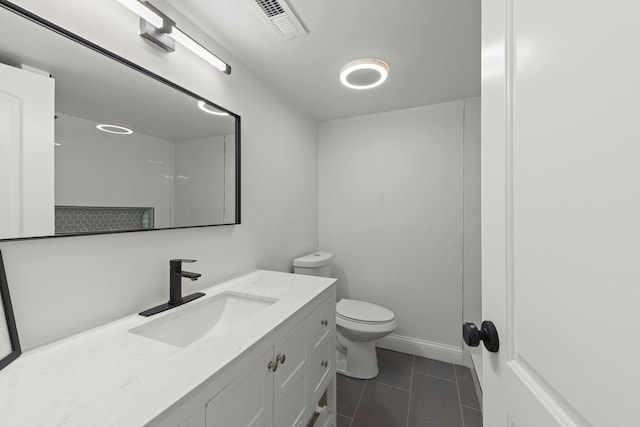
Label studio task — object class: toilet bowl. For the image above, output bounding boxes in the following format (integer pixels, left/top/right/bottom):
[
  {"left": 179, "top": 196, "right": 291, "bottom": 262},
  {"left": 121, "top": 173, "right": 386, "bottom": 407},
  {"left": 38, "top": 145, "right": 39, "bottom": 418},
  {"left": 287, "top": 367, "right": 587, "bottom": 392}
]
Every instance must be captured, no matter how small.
[
  {"left": 292, "top": 252, "right": 397, "bottom": 380},
  {"left": 335, "top": 299, "right": 396, "bottom": 379}
]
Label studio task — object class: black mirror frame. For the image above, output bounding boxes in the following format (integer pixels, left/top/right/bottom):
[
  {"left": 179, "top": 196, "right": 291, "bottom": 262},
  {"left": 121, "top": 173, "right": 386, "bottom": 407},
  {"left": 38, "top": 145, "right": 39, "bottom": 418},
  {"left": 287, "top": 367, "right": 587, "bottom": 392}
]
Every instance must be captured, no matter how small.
[
  {"left": 0, "top": 0, "right": 241, "bottom": 242},
  {"left": 0, "top": 250, "right": 21, "bottom": 371}
]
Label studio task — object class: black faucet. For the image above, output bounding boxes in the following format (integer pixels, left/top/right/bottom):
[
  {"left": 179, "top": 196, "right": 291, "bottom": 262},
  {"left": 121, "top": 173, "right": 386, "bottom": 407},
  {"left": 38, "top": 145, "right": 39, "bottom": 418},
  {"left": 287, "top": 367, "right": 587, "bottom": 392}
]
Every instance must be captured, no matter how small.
[
  {"left": 169, "top": 259, "right": 202, "bottom": 304},
  {"left": 139, "top": 259, "right": 206, "bottom": 317}
]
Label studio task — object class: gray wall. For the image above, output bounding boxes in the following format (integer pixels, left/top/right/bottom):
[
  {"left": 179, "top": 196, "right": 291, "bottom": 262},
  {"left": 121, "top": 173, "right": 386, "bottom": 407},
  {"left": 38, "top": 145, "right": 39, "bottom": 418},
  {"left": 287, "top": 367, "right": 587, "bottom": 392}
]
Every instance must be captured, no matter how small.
[{"left": 0, "top": 0, "right": 319, "bottom": 350}]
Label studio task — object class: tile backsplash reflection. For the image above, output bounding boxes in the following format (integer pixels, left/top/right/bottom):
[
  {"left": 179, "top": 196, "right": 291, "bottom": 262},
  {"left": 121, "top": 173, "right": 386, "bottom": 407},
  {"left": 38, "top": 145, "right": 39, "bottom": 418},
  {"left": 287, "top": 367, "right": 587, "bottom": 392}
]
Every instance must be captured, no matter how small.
[{"left": 55, "top": 206, "right": 154, "bottom": 234}]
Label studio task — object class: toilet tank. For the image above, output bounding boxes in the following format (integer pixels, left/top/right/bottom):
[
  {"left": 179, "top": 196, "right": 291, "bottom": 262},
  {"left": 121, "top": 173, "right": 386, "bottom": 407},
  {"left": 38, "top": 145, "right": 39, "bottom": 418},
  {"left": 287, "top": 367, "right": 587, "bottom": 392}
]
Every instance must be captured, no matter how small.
[{"left": 293, "top": 252, "right": 333, "bottom": 277}]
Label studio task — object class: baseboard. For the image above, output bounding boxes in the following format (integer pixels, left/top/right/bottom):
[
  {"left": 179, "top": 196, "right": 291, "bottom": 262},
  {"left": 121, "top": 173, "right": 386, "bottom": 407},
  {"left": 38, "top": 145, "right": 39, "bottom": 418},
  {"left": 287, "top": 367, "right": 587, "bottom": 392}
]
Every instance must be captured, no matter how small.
[{"left": 376, "top": 333, "right": 463, "bottom": 365}]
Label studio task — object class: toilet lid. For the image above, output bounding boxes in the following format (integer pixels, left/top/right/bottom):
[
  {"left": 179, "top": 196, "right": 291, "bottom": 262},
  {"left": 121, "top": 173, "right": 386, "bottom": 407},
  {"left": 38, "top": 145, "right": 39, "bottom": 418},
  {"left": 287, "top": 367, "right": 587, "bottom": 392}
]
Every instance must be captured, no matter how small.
[{"left": 336, "top": 299, "right": 395, "bottom": 323}]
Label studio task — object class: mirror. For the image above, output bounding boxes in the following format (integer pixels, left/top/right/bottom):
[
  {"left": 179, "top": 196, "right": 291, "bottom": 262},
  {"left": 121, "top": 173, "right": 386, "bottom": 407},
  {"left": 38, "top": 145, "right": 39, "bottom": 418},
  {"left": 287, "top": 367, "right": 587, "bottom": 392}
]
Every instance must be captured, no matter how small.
[{"left": 0, "top": 2, "right": 240, "bottom": 240}]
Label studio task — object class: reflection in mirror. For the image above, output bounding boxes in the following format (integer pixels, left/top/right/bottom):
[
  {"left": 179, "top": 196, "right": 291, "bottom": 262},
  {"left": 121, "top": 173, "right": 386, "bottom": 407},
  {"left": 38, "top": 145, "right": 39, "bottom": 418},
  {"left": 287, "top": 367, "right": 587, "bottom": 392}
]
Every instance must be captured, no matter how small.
[{"left": 0, "top": 2, "right": 240, "bottom": 240}]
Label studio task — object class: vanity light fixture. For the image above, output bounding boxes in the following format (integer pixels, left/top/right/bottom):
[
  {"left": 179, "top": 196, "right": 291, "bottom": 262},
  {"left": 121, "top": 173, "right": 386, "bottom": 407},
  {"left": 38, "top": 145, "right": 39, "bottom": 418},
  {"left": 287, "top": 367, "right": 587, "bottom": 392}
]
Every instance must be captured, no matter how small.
[
  {"left": 115, "top": 0, "right": 231, "bottom": 74},
  {"left": 339, "top": 58, "right": 389, "bottom": 90},
  {"left": 197, "top": 101, "right": 229, "bottom": 116},
  {"left": 169, "top": 29, "right": 229, "bottom": 73},
  {"left": 116, "top": 0, "right": 163, "bottom": 28},
  {"left": 96, "top": 124, "right": 134, "bottom": 135}
]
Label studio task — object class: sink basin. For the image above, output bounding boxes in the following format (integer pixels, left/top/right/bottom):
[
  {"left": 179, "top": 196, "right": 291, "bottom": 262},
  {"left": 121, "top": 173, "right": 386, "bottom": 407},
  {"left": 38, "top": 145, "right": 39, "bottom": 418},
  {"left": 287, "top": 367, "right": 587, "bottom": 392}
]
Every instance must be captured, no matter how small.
[{"left": 129, "top": 292, "right": 278, "bottom": 347}]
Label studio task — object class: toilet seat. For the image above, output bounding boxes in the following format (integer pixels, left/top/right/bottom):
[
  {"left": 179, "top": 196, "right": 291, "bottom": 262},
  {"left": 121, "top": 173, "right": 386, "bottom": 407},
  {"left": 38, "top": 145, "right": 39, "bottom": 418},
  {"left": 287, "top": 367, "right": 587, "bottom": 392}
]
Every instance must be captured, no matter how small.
[
  {"left": 336, "top": 299, "right": 395, "bottom": 324},
  {"left": 336, "top": 299, "right": 397, "bottom": 341},
  {"left": 336, "top": 315, "right": 396, "bottom": 335}
]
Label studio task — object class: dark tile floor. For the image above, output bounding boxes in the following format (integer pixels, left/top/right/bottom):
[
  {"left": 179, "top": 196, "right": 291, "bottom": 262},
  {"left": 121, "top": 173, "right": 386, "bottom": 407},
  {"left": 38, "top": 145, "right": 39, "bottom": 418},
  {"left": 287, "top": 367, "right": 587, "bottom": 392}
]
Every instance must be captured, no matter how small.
[{"left": 335, "top": 348, "right": 482, "bottom": 427}]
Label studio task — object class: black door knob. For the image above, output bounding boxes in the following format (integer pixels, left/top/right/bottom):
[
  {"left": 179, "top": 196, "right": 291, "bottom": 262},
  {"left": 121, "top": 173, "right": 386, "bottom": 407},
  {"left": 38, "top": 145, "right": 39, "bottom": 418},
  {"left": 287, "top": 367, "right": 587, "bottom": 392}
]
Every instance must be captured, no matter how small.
[{"left": 462, "top": 321, "right": 499, "bottom": 353}]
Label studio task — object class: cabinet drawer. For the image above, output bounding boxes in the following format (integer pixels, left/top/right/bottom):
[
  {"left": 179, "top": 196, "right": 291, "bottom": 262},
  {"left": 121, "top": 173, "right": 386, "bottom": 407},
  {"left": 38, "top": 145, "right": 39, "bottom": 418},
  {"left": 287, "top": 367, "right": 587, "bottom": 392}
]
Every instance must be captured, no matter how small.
[
  {"left": 307, "top": 296, "right": 334, "bottom": 355},
  {"left": 307, "top": 338, "right": 333, "bottom": 401}
]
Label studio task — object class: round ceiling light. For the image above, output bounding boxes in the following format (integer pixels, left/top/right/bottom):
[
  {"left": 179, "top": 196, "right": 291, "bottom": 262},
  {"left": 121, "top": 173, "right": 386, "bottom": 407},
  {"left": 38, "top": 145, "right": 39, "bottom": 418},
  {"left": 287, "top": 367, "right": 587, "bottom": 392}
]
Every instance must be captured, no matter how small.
[
  {"left": 197, "top": 101, "right": 229, "bottom": 116},
  {"left": 96, "top": 124, "right": 133, "bottom": 135},
  {"left": 340, "top": 58, "right": 390, "bottom": 90}
]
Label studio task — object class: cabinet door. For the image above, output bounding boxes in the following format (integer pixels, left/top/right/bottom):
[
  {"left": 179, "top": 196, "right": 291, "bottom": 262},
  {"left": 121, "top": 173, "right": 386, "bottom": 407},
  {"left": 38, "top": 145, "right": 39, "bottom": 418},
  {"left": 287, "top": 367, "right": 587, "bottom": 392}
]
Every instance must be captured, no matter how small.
[
  {"left": 273, "top": 322, "right": 308, "bottom": 427},
  {"left": 205, "top": 349, "right": 274, "bottom": 427},
  {"left": 177, "top": 407, "right": 205, "bottom": 427}
]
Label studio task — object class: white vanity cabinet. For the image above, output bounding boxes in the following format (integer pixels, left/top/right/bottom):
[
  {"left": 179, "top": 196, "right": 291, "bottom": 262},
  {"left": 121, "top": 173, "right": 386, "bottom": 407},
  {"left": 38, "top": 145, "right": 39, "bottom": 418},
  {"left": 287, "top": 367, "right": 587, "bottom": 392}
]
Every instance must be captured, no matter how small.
[
  {"left": 0, "top": 270, "right": 336, "bottom": 426},
  {"left": 166, "top": 292, "right": 337, "bottom": 427}
]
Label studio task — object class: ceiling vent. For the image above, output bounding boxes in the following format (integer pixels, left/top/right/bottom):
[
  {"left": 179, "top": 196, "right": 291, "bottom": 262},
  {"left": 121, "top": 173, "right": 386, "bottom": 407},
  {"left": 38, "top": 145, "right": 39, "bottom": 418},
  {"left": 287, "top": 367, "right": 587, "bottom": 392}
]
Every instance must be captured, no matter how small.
[{"left": 248, "top": 0, "right": 308, "bottom": 39}]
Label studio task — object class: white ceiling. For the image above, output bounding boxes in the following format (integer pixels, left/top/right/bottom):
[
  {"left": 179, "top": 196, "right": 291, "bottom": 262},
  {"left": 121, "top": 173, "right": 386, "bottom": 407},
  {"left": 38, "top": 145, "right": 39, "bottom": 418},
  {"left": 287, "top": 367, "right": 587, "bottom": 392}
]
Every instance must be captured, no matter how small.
[{"left": 167, "top": 0, "right": 480, "bottom": 121}]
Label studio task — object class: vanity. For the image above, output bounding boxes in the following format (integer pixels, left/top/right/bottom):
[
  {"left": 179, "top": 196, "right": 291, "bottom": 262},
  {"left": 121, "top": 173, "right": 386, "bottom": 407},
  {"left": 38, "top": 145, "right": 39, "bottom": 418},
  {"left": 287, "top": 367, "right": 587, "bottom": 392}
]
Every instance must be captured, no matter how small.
[{"left": 0, "top": 270, "right": 337, "bottom": 426}]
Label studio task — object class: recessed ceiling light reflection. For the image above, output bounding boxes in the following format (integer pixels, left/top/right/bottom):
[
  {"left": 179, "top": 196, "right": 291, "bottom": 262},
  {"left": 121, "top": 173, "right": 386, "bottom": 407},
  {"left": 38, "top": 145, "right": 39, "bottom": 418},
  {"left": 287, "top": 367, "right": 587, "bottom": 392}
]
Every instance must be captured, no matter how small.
[
  {"left": 197, "top": 101, "right": 229, "bottom": 116},
  {"left": 96, "top": 124, "right": 133, "bottom": 135}
]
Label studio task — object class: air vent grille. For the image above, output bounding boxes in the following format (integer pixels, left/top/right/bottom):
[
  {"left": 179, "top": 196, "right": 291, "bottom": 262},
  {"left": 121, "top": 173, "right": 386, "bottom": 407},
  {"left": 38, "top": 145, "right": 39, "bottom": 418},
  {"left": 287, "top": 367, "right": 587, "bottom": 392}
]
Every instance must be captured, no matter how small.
[
  {"left": 272, "top": 15, "right": 298, "bottom": 36},
  {"left": 248, "top": 0, "right": 308, "bottom": 39},
  {"left": 255, "top": 0, "right": 285, "bottom": 18}
]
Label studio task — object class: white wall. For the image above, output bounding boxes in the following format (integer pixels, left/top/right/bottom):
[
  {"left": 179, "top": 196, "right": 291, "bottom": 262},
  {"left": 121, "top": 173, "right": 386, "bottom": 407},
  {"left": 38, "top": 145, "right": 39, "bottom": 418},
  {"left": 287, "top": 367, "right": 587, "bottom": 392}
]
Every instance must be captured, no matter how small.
[
  {"left": 319, "top": 101, "right": 465, "bottom": 360},
  {"left": 462, "top": 97, "right": 482, "bottom": 378},
  {"left": 55, "top": 113, "right": 173, "bottom": 228},
  {"left": 0, "top": 0, "right": 319, "bottom": 351},
  {"left": 173, "top": 135, "right": 226, "bottom": 227}
]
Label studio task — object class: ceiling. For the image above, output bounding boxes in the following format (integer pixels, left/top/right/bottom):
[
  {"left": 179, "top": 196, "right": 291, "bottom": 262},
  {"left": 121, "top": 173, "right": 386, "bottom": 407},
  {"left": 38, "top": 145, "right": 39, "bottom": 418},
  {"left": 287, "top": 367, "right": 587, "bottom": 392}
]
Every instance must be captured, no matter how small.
[{"left": 166, "top": 0, "right": 480, "bottom": 121}]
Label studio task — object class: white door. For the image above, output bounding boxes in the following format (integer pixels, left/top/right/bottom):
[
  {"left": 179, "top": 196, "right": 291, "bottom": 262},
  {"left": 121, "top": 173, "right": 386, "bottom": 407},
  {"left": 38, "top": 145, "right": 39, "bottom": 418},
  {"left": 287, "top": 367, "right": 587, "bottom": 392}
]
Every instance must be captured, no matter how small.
[
  {"left": 481, "top": 1, "right": 640, "bottom": 426},
  {"left": 0, "top": 63, "right": 55, "bottom": 239}
]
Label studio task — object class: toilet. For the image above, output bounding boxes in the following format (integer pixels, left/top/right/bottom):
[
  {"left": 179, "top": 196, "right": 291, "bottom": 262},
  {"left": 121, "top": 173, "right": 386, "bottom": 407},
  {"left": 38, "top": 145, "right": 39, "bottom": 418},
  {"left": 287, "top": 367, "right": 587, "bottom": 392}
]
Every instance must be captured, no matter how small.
[{"left": 293, "top": 252, "right": 396, "bottom": 379}]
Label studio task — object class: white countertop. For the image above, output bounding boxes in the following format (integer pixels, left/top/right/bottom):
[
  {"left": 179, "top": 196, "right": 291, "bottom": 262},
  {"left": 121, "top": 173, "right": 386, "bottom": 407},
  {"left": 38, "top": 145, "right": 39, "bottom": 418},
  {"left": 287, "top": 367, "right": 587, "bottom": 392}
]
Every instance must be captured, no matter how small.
[{"left": 0, "top": 270, "right": 336, "bottom": 426}]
